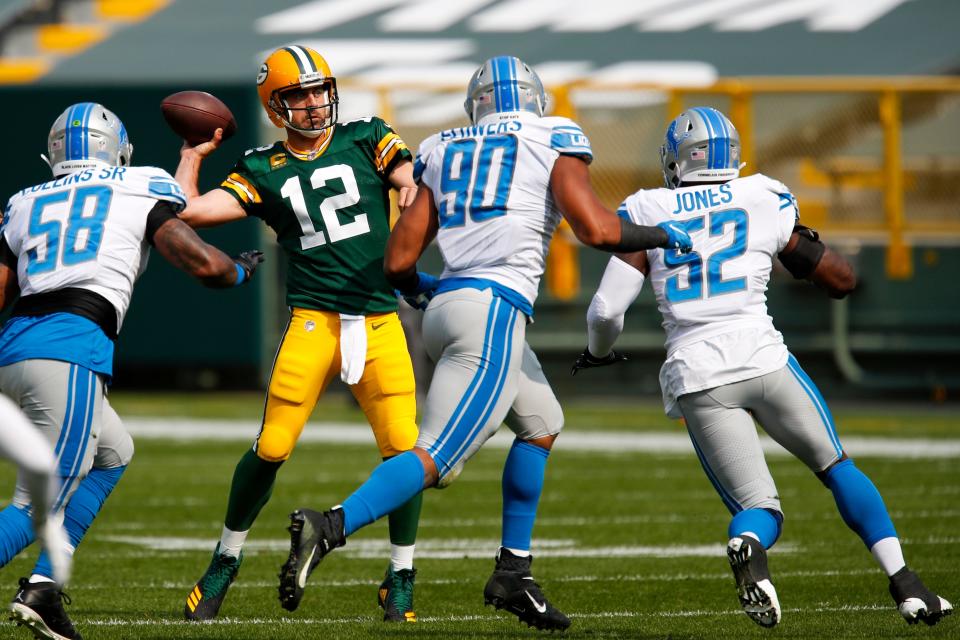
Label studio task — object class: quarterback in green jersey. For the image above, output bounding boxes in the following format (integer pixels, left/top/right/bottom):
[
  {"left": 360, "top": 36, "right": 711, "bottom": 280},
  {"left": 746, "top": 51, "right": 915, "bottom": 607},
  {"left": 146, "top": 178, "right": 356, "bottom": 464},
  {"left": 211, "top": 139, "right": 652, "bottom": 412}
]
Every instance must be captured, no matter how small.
[{"left": 174, "top": 45, "right": 424, "bottom": 623}]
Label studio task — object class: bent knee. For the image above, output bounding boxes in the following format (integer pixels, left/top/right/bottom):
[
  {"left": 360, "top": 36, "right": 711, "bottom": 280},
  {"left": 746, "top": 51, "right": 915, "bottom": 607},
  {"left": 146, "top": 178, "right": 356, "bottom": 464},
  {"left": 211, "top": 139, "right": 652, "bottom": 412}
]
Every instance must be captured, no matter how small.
[
  {"left": 379, "top": 421, "right": 419, "bottom": 457},
  {"left": 256, "top": 429, "right": 297, "bottom": 462}
]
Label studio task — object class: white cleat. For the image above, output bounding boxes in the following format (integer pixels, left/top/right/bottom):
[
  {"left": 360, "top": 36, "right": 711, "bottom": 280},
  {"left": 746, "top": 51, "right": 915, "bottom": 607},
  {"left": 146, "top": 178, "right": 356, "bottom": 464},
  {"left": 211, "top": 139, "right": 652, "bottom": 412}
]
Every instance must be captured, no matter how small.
[
  {"left": 727, "top": 536, "right": 781, "bottom": 628},
  {"left": 890, "top": 567, "right": 953, "bottom": 626}
]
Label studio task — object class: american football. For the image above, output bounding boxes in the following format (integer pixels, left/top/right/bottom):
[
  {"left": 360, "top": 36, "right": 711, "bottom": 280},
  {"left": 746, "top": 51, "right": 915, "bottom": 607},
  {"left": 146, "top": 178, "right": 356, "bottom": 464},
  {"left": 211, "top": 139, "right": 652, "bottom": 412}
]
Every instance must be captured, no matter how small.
[{"left": 160, "top": 90, "right": 237, "bottom": 145}]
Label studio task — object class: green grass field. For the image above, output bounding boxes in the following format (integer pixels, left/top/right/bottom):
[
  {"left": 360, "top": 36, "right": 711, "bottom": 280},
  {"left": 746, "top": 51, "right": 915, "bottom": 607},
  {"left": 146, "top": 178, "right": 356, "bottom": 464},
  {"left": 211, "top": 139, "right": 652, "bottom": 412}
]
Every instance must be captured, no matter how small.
[{"left": 2, "top": 393, "right": 958, "bottom": 639}]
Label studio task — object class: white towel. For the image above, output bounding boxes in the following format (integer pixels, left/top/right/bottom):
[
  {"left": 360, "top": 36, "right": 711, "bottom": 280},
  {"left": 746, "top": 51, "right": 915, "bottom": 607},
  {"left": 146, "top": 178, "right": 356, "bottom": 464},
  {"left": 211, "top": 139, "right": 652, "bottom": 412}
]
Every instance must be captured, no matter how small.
[{"left": 339, "top": 314, "right": 367, "bottom": 385}]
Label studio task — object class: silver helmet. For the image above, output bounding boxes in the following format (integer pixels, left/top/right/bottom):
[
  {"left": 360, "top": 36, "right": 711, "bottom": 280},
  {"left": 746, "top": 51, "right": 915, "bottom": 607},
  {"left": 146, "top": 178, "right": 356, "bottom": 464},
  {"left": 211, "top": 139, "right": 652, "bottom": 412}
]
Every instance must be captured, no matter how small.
[
  {"left": 660, "top": 107, "right": 741, "bottom": 188},
  {"left": 464, "top": 56, "right": 546, "bottom": 124},
  {"left": 45, "top": 102, "right": 133, "bottom": 178}
]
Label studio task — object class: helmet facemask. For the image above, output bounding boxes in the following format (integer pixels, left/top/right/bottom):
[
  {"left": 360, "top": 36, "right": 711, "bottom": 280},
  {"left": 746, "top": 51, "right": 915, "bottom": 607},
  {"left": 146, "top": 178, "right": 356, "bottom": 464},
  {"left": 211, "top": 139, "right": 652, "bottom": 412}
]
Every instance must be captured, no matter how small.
[{"left": 269, "top": 78, "right": 339, "bottom": 138}]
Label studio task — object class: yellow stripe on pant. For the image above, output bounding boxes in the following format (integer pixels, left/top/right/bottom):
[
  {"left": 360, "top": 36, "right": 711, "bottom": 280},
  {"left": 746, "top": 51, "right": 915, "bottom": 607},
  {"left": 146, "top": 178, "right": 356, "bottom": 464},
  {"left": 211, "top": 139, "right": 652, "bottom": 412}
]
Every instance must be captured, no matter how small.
[{"left": 255, "top": 308, "right": 418, "bottom": 462}]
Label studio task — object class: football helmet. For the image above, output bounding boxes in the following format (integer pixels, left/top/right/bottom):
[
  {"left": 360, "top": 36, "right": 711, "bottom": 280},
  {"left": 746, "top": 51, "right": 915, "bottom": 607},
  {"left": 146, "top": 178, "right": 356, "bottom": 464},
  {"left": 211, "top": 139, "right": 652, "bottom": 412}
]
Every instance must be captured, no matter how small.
[
  {"left": 464, "top": 55, "right": 546, "bottom": 124},
  {"left": 44, "top": 102, "right": 132, "bottom": 178},
  {"left": 257, "top": 45, "right": 338, "bottom": 137},
  {"left": 660, "top": 106, "right": 741, "bottom": 188}
]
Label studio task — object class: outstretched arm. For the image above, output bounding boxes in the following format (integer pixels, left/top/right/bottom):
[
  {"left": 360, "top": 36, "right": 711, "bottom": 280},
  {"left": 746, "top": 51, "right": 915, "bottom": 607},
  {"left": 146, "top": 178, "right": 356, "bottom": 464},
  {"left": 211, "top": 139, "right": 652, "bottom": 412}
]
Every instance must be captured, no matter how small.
[
  {"left": 151, "top": 215, "right": 262, "bottom": 288},
  {"left": 778, "top": 226, "right": 856, "bottom": 298},
  {"left": 550, "top": 156, "right": 691, "bottom": 253},
  {"left": 175, "top": 128, "right": 248, "bottom": 228},
  {"left": 384, "top": 184, "right": 439, "bottom": 292}
]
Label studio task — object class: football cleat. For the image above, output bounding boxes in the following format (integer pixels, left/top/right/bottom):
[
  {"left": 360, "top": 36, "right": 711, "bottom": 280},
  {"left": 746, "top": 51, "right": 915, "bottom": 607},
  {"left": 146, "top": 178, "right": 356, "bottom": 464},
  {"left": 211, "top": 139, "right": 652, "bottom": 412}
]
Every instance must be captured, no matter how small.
[
  {"left": 184, "top": 544, "right": 242, "bottom": 621},
  {"left": 483, "top": 548, "right": 571, "bottom": 631},
  {"left": 278, "top": 507, "right": 345, "bottom": 612},
  {"left": 8, "top": 578, "right": 82, "bottom": 640},
  {"left": 727, "top": 536, "right": 781, "bottom": 628},
  {"left": 378, "top": 566, "right": 417, "bottom": 622},
  {"left": 889, "top": 567, "right": 953, "bottom": 626}
]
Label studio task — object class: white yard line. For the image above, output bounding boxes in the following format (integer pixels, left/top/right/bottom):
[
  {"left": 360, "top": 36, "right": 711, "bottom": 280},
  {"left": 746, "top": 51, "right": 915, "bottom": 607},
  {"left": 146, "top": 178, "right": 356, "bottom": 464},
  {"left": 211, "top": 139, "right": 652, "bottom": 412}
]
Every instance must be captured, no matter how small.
[{"left": 124, "top": 418, "right": 960, "bottom": 458}]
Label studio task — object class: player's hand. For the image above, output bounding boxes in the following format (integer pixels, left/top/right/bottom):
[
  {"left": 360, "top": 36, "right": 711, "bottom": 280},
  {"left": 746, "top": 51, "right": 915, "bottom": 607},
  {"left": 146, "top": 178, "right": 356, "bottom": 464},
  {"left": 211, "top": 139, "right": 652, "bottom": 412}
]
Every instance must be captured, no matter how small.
[
  {"left": 397, "top": 271, "right": 438, "bottom": 310},
  {"left": 234, "top": 250, "right": 265, "bottom": 284},
  {"left": 180, "top": 127, "right": 224, "bottom": 160},
  {"left": 396, "top": 185, "right": 418, "bottom": 212},
  {"left": 571, "top": 347, "right": 627, "bottom": 375},
  {"left": 659, "top": 222, "right": 693, "bottom": 254}
]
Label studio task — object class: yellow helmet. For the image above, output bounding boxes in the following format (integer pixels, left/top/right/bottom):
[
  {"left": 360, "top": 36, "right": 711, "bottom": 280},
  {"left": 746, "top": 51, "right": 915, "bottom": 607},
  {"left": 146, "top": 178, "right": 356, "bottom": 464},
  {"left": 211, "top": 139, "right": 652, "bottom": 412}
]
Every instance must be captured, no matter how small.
[{"left": 256, "top": 45, "right": 339, "bottom": 136}]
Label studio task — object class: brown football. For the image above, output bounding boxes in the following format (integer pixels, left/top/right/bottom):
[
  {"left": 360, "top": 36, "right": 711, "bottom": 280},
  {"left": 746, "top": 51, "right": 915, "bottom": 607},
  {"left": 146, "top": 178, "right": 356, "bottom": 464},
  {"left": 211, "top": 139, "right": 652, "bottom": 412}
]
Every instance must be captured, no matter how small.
[{"left": 160, "top": 90, "right": 237, "bottom": 146}]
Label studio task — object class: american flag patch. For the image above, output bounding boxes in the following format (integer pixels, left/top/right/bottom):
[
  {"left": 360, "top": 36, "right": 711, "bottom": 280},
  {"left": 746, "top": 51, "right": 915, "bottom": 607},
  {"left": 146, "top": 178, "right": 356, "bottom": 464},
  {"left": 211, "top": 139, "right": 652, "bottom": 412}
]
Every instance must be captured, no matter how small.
[{"left": 690, "top": 149, "right": 706, "bottom": 160}]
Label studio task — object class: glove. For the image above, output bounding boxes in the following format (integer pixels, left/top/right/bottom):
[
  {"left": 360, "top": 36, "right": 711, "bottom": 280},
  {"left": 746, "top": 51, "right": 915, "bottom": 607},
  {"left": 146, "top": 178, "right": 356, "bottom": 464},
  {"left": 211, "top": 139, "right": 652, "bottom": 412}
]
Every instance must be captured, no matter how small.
[
  {"left": 659, "top": 222, "right": 693, "bottom": 254},
  {"left": 571, "top": 347, "right": 627, "bottom": 376},
  {"left": 233, "top": 250, "right": 264, "bottom": 285},
  {"left": 396, "top": 272, "right": 438, "bottom": 311}
]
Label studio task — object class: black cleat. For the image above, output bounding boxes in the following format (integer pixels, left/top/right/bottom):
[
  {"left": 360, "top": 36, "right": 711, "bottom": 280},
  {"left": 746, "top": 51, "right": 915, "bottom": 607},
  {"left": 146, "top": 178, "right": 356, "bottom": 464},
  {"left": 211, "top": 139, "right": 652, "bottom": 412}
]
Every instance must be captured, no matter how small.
[
  {"left": 889, "top": 567, "right": 953, "bottom": 626},
  {"left": 378, "top": 566, "right": 417, "bottom": 622},
  {"left": 483, "top": 548, "right": 571, "bottom": 631},
  {"left": 727, "top": 536, "right": 781, "bottom": 628},
  {"left": 278, "top": 507, "right": 345, "bottom": 612},
  {"left": 184, "top": 543, "right": 242, "bottom": 620},
  {"left": 8, "top": 578, "right": 82, "bottom": 640}
]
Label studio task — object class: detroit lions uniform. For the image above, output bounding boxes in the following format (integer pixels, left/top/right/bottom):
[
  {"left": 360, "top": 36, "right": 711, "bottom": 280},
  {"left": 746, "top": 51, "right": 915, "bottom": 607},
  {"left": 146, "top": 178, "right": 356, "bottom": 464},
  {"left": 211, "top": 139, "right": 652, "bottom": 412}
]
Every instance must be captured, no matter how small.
[
  {"left": 413, "top": 110, "right": 591, "bottom": 477},
  {"left": 0, "top": 165, "right": 185, "bottom": 510},
  {"left": 618, "top": 173, "right": 845, "bottom": 515}
]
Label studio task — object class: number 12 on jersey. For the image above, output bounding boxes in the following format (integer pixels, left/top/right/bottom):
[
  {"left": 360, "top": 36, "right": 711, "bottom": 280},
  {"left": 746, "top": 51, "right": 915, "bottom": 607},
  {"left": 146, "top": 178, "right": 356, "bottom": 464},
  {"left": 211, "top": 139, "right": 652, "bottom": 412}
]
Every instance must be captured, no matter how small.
[{"left": 438, "top": 134, "right": 518, "bottom": 228}]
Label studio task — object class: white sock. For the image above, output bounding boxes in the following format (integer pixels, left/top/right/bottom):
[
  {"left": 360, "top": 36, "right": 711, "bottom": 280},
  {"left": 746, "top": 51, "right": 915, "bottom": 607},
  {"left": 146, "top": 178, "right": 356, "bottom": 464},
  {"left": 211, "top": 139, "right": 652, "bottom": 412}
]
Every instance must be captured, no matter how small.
[
  {"left": 28, "top": 574, "right": 55, "bottom": 584},
  {"left": 391, "top": 544, "right": 415, "bottom": 571},
  {"left": 219, "top": 526, "right": 249, "bottom": 559},
  {"left": 505, "top": 547, "right": 530, "bottom": 558},
  {"left": 870, "top": 536, "right": 906, "bottom": 576}
]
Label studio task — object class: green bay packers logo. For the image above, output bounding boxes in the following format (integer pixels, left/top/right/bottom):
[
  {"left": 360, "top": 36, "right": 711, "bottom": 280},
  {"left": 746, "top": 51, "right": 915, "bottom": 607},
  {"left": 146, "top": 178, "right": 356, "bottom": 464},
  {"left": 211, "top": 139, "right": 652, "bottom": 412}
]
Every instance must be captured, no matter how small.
[{"left": 257, "top": 63, "right": 268, "bottom": 86}]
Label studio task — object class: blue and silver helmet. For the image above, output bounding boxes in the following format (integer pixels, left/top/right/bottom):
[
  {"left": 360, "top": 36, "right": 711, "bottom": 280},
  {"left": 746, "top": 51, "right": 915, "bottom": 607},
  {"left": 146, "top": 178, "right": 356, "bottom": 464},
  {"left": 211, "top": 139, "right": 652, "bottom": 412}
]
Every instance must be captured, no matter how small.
[
  {"left": 45, "top": 102, "right": 133, "bottom": 178},
  {"left": 660, "top": 106, "right": 741, "bottom": 188},
  {"left": 464, "top": 55, "right": 546, "bottom": 124}
]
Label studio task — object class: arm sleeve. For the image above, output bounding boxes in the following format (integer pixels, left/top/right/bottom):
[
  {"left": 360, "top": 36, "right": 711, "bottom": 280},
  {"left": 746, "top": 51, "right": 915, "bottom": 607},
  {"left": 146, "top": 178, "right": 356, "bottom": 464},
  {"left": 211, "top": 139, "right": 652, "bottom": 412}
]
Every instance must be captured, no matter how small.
[
  {"left": 370, "top": 117, "right": 412, "bottom": 176},
  {"left": 145, "top": 200, "right": 179, "bottom": 246},
  {"left": 586, "top": 256, "right": 646, "bottom": 357}
]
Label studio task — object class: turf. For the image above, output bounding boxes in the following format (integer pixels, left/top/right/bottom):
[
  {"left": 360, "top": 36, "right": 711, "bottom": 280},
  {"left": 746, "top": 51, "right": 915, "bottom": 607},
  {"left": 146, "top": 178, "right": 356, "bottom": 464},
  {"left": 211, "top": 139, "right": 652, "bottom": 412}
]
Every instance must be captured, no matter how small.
[{"left": 0, "top": 395, "right": 957, "bottom": 639}]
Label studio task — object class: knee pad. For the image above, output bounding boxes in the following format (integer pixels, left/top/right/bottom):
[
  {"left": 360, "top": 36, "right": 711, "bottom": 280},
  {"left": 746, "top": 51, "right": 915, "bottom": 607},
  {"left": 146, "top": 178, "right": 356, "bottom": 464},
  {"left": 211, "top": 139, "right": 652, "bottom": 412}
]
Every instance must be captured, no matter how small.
[
  {"left": 383, "top": 420, "right": 418, "bottom": 456},
  {"left": 256, "top": 427, "right": 297, "bottom": 462}
]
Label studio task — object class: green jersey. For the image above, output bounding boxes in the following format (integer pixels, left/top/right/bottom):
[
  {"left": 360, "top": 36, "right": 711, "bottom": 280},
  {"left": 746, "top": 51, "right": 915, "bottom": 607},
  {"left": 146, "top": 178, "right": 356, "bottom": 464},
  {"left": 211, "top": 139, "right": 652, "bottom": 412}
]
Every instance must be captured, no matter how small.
[{"left": 220, "top": 117, "right": 411, "bottom": 315}]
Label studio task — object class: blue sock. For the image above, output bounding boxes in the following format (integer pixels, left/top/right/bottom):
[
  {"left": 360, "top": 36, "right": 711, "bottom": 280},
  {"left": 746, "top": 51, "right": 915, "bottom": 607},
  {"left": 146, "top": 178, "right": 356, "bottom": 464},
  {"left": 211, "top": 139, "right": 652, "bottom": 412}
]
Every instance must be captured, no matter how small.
[
  {"left": 341, "top": 452, "right": 425, "bottom": 537},
  {"left": 501, "top": 439, "right": 549, "bottom": 551},
  {"left": 34, "top": 466, "right": 126, "bottom": 578},
  {"left": 729, "top": 508, "right": 783, "bottom": 549},
  {"left": 826, "top": 458, "right": 896, "bottom": 548},
  {"left": 0, "top": 505, "right": 34, "bottom": 568}
]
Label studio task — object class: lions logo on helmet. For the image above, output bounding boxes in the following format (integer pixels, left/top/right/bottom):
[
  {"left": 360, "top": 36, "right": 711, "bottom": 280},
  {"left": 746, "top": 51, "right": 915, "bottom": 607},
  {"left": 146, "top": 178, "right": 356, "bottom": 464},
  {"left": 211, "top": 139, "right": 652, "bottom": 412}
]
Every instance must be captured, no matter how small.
[
  {"left": 44, "top": 102, "right": 133, "bottom": 178},
  {"left": 257, "top": 45, "right": 339, "bottom": 138},
  {"left": 464, "top": 55, "right": 546, "bottom": 124},
  {"left": 660, "top": 107, "right": 741, "bottom": 189}
]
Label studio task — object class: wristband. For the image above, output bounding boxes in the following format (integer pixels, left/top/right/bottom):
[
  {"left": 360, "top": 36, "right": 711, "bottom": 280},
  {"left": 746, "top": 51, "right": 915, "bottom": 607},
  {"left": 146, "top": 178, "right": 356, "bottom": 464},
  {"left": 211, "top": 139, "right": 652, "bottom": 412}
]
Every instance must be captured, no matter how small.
[{"left": 233, "top": 262, "right": 246, "bottom": 286}]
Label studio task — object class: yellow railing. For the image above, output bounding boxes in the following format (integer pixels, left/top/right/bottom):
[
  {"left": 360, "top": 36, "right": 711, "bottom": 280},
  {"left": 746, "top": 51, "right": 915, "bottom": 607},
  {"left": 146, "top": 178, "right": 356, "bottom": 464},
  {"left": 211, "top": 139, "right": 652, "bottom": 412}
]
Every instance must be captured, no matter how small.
[{"left": 341, "top": 77, "right": 960, "bottom": 291}]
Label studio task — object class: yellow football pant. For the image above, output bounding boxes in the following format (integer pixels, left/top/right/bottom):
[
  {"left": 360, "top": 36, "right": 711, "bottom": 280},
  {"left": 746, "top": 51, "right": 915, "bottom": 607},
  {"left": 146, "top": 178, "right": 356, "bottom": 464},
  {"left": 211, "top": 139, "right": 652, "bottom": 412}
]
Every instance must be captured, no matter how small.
[{"left": 255, "top": 308, "right": 417, "bottom": 461}]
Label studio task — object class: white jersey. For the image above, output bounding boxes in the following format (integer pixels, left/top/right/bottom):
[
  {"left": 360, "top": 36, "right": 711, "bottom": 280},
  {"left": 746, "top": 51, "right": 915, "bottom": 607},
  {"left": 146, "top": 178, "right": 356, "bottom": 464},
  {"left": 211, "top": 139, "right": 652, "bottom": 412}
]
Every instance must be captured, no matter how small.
[
  {"left": 415, "top": 110, "right": 592, "bottom": 309},
  {"left": 2, "top": 165, "right": 186, "bottom": 330},
  {"left": 618, "top": 174, "right": 798, "bottom": 416}
]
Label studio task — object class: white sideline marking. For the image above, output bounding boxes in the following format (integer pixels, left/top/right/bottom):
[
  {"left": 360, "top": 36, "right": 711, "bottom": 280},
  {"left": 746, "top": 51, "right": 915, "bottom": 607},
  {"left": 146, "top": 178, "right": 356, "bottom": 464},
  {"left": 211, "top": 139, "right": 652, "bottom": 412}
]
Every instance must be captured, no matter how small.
[
  {"left": 99, "top": 535, "right": 798, "bottom": 559},
  {"left": 78, "top": 603, "right": 890, "bottom": 626},
  {"left": 123, "top": 418, "right": 960, "bottom": 458}
]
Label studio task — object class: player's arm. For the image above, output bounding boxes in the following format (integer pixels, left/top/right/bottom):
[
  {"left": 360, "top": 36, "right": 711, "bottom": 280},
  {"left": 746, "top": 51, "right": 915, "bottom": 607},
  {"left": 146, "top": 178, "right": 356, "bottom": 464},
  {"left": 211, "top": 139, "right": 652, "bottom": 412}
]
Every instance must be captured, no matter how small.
[
  {"left": 175, "top": 128, "right": 248, "bottom": 228},
  {"left": 550, "top": 156, "right": 691, "bottom": 253},
  {"left": 147, "top": 202, "right": 263, "bottom": 288},
  {"left": 573, "top": 250, "right": 647, "bottom": 375},
  {"left": 384, "top": 184, "right": 439, "bottom": 295},
  {"left": 777, "top": 225, "right": 856, "bottom": 299},
  {"left": 0, "top": 236, "right": 19, "bottom": 311},
  {"left": 387, "top": 159, "right": 418, "bottom": 212}
]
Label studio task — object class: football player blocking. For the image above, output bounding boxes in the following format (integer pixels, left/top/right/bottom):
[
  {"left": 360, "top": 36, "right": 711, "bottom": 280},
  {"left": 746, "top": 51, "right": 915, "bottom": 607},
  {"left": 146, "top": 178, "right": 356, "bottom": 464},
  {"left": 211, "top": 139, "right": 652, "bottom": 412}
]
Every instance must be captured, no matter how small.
[
  {"left": 175, "top": 45, "right": 425, "bottom": 623},
  {"left": 0, "top": 102, "right": 263, "bottom": 640},
  {"left": 577, "top": 106, "right": 953, "bottom": 628},
  {"left": 275, "top": 55, "right": 691, "bottom": 632}
]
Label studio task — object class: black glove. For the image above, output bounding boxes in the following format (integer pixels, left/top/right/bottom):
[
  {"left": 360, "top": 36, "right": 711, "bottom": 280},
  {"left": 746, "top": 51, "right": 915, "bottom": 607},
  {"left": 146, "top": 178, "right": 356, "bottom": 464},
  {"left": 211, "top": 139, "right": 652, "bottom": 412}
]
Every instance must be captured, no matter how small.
[
  {"left": 234, "top": 250, "right": 265, "bottom": 284},
  {"left": 571, "top": 348, "right": 627, "bottom": 376}
]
